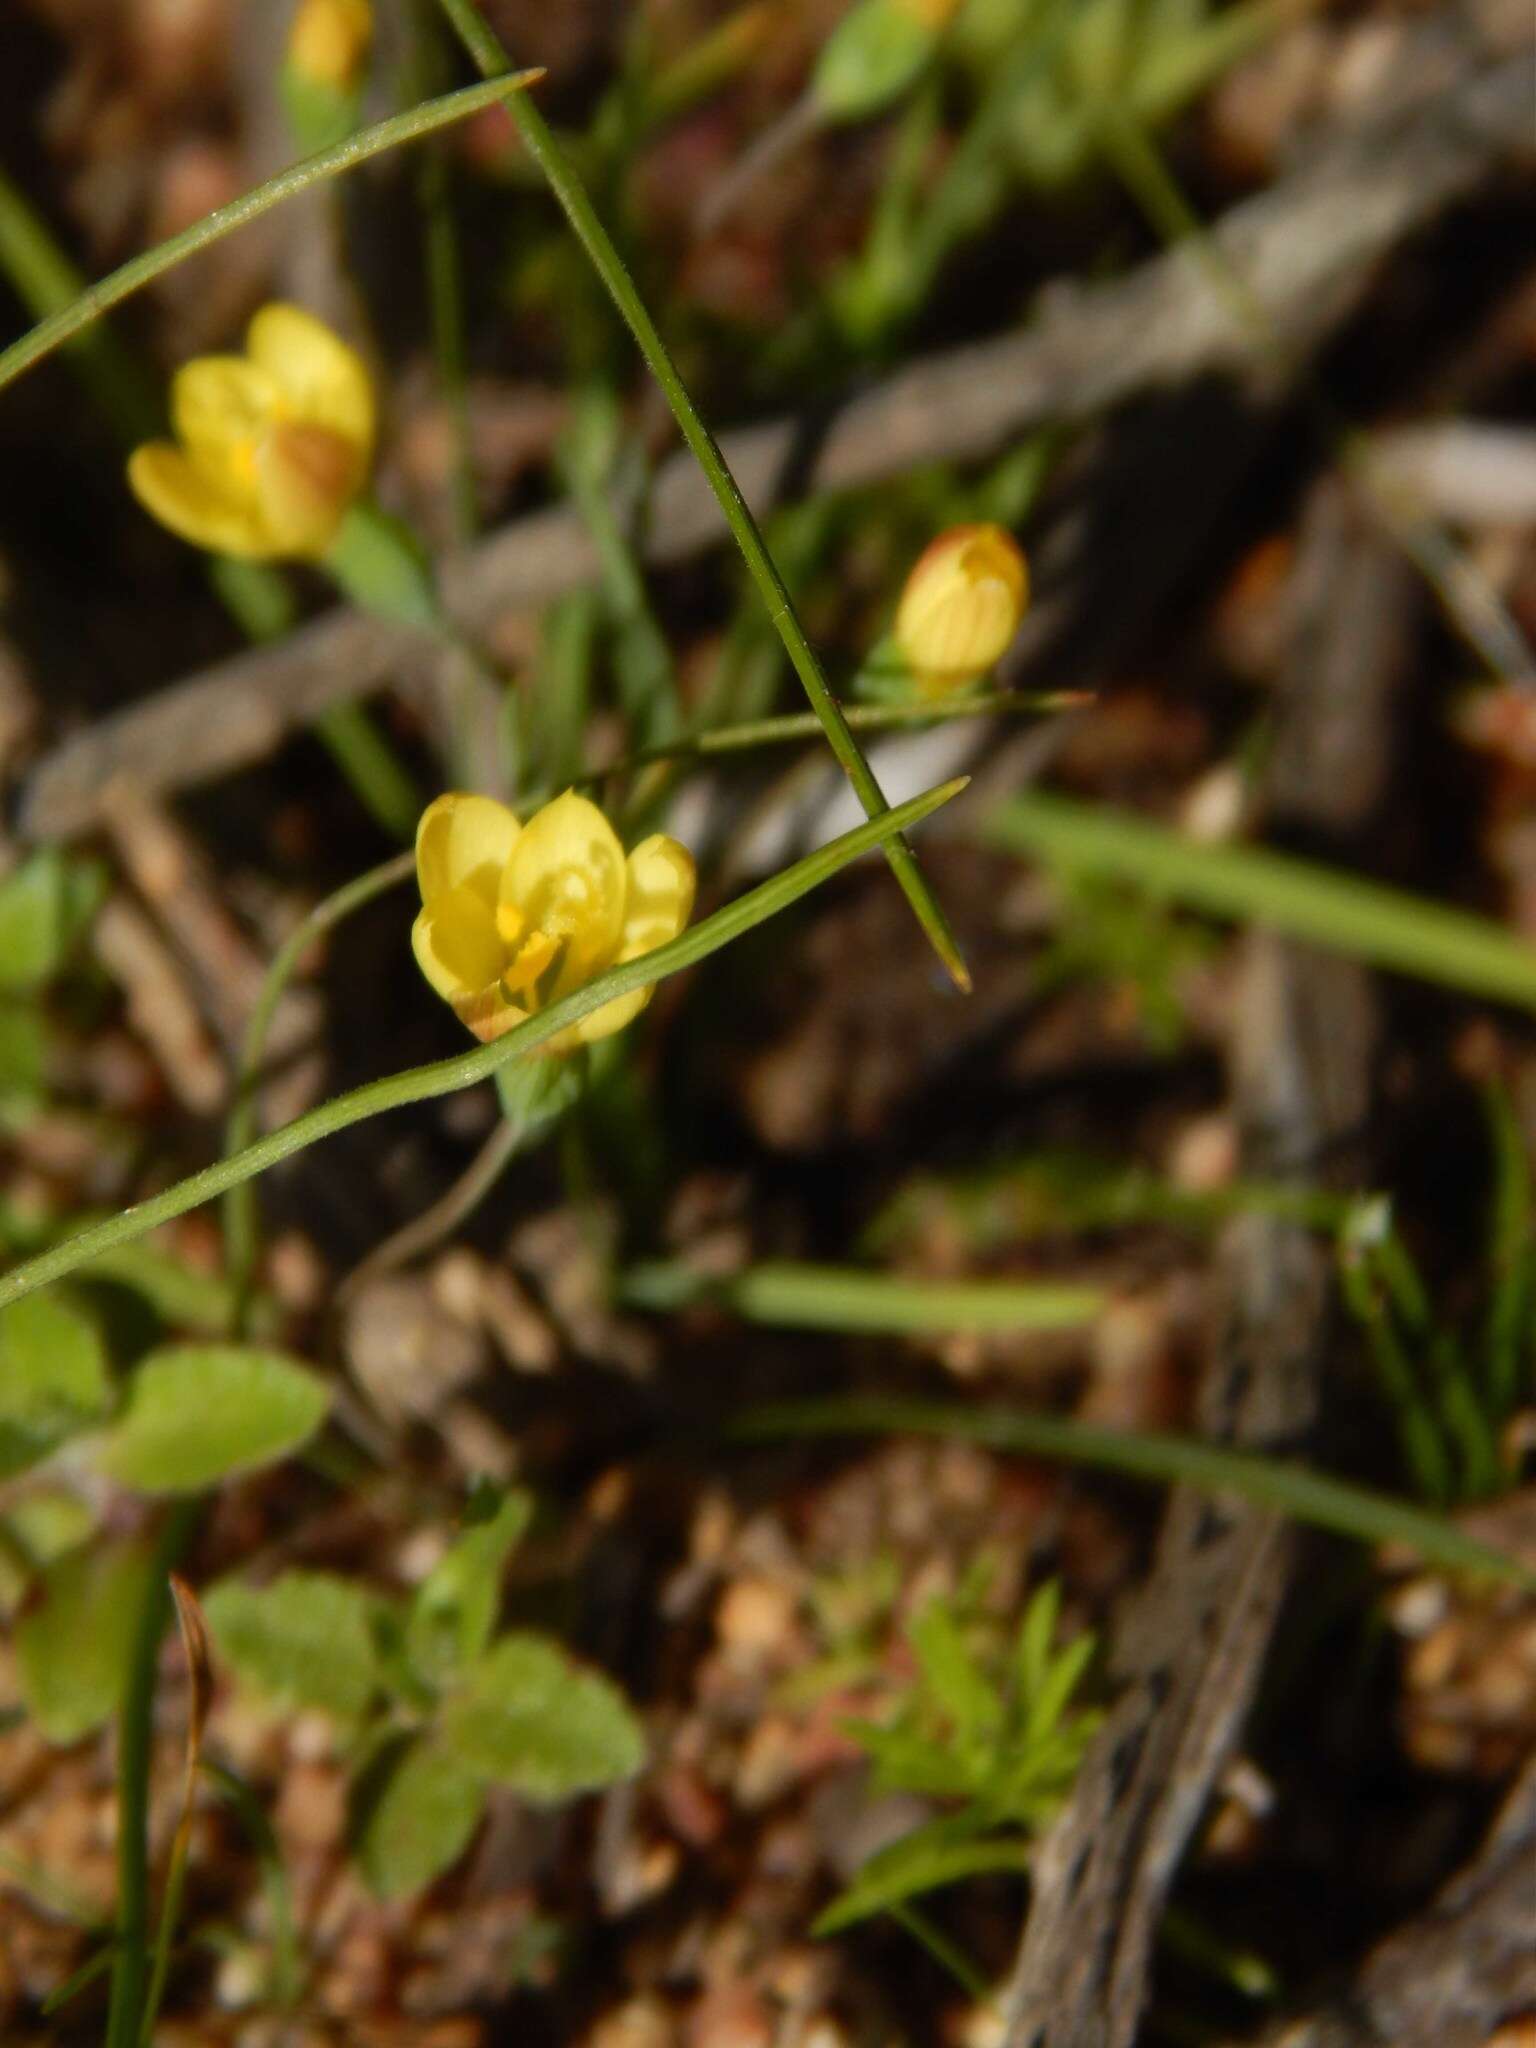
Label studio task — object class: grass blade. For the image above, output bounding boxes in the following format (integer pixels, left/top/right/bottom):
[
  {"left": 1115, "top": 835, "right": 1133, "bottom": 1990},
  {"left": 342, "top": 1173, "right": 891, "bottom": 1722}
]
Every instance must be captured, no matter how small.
[
  {"left": 0, "top": 75, "right": 542, "bottom": 398},
  {"left": 620, "top": 1260, "right": 1102, "bottom": 1334},
  {"left": 741, "top": 1395, "right": 1536, "bottom": 1587},
  {"left": 988, "top": 793, "right": 1536, "bottom": 1012},
  {"left": 430, "top": 0, "right": 973, "bottom": 991}
]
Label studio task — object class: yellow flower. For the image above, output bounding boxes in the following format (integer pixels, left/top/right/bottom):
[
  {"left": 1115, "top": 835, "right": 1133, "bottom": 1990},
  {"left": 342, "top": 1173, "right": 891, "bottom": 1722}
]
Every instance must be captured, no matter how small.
[
  {"left": 893, "top": 524, "right": 1029, "bottom": 696},
  {"left": 287, "top": 0, "right": 373, "bottom": 94},
  {"left": 127, "top": 304, "right": 374, "bottom": 562},
  {"left": 412, "top": 791, "right": 697, "bottom": 1052}
]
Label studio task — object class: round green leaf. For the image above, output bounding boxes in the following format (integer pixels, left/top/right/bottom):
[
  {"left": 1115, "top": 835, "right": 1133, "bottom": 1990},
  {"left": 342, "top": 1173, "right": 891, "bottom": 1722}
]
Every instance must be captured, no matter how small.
[
  {"left": 441, "top": 1633, "right": 644, "bottom": 1802},
  {"left": 204, "top": 1570, "right": 384, "bottom": 1721},
  {"left": 98, "top": 1344, "right": 329, "bottom": 1493}
]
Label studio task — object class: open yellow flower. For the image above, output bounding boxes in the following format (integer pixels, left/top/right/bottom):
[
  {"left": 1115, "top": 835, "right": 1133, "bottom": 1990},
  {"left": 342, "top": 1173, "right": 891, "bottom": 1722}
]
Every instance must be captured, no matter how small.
[
  {"left": 893, "top": 523, "right": 1028, "bottom": 697},
  {"left": 412, "top": 791, "right": 696, "bottom": 1053},
  {"left": 287, "top": 0, "right": 373, "bottom": 94},
  {"left": 127, "top": 304, "right": 374, "bottom": 562}
]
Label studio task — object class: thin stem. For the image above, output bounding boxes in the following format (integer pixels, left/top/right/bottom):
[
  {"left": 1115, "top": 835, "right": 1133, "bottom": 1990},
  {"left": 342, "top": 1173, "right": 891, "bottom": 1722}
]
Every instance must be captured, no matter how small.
[
  {"left": 104, "top": 1502, "right": 201, "bottom": 2048},
  {"left": 337, "top": 1111, "right": 522, "bottom": 1298},
  {"left": 408, "top": 0, "right": 478, "bottom": 545},
  {"left": 431, "top": 0, "right": 971, "bottom": 990},
  {"left": 2, "top": 777, "right": 965, "bottom": 1311},
  {"left": 311, "top": 702, "right": 420, "bottom": 841},
  {"left": 0, "top": 74, "right": 541, "bottom": 398},
  {"left": 600, "top": 689, "right": 1070, "bottom": 772},
  {"left": 224, "top": 850, "right": 416, "bottom": 1327}
]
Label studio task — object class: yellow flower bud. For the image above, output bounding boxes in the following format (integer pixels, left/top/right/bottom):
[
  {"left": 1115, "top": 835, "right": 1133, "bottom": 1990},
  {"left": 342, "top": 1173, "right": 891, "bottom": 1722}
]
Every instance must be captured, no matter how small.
[
  {"left": 893, "top": 523, "right": 1028, "bottom": 696},
  {"left": 411, "top": 791, "right": 697, "bottom": 1053},
  {"left": 127, "top": 304, "right": 375, "bottom": 561},
  {"left": 286, "top": 0, "right": 373, "bottom": 94}
]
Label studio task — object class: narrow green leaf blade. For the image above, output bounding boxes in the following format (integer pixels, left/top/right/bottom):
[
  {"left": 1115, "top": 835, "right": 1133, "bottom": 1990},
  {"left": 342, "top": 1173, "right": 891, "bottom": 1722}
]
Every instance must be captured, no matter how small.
[
  {"left": 987, "top": 793, "right": 1536, "bottom": 1013},
  {"left": 814, "top": 1824, "right": 1032, "bottom": 1935},
  {"left": 621, "top": 1260, "right": 1102, "bottom": 1334},
  {"left": 0, "top": 75, "right": 544, "bottom": 398},
  {"left": 406, "top": 1488, "right": 533, "bottom": 1687},
  {"left": 743, "top": 1397, "right": 1536, "bottom": 1587}
]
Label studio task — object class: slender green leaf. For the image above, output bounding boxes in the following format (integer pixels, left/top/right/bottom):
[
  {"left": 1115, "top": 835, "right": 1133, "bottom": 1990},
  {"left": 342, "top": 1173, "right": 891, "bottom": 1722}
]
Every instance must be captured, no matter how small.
[
  {"left": 909, "top": 1601, "right": 1001, "bottom": 1741},
  {"left": 0, "top": 75, "right": 543, "bottom": 398},
  {"left": 815, "top": 1822, "right": 1031, "bottom": 1935},
  {"left": 406, "top": 1488, "right": 533, "bottom": 1687},
  {"left": 98, "top": 1346, "right": 329, "bottom": 1494},
  {"left": 620, "top": 1259, "right": 1101, "bottom": 1334},
  {"left": 743, "top": 1397, "right": 1536, "bottom": 1587},
  {"left": 988, "top": 793, "right": 1536, "bottom": 1012},
  {"left": 433, "top": 0, "right": 972, "bottom": 989}
]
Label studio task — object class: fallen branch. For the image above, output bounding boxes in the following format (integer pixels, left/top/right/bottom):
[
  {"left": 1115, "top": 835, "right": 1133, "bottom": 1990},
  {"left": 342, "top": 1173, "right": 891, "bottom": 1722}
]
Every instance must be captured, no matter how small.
[
  {"left": 1001, "top": 477, "right": 1407, "bottom": 2047},
  {"left": 12, "top": 15, "right": 1531, "bottom": 844}
]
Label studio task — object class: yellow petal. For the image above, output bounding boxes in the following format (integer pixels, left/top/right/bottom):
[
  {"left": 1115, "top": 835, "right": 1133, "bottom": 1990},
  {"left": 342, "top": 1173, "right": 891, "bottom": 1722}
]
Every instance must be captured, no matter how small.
[
  {"left": 416, "top": 793, "right": 521, "bottom": 910},
  {"left": 171, "top": 356, "right": 284, "bottom": 486},
  {"left": 616, "top": 835, "right": 696, "bottom": 961},
  {"left": 287, "top": 0, "right": 373, "bottom": 90},
  {"left": 247, "top": 304, "right": 375, "bottom": 463},
  {"left": 127, "top": 441, "right": 273, "bottom": 559},
  {"left": 252, "top": 421, "right": 363, "bottom": 558},
  {"left": 411, "top": 888, "right": 504, "bottom": 1003},
  {"left": 575, "top": 834, "right": 695, "bottom": 1047},
  {"left": 502, "top": 791, "right": 626, "bottom": 994},
  {"left": 894, "top": 523, "right": 1028, "bottom": 692}
]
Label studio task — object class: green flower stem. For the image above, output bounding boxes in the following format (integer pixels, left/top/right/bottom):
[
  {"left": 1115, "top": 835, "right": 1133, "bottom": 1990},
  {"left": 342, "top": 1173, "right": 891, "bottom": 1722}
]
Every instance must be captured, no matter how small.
[
  {"left": 1, "top": 777, "right": 965, "bottom": 1311},
  {"left": 431, "top": 0, "right": 972, "bottom": 992},
  {"left": 0, "top": 75, "right": 541, "bottom": 398},
  {"left": 104, "top": 1499, "right": 201, "bottom": 2048},
  {"left": 592, "top": 689, "right": 1068, "bottom": 776},
  {"left": 223, "top": 850, "right": 416, "bottom": 1329},
  {"left": 742, "top": 1397, "right": 1536, "bottom": 1588}
]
